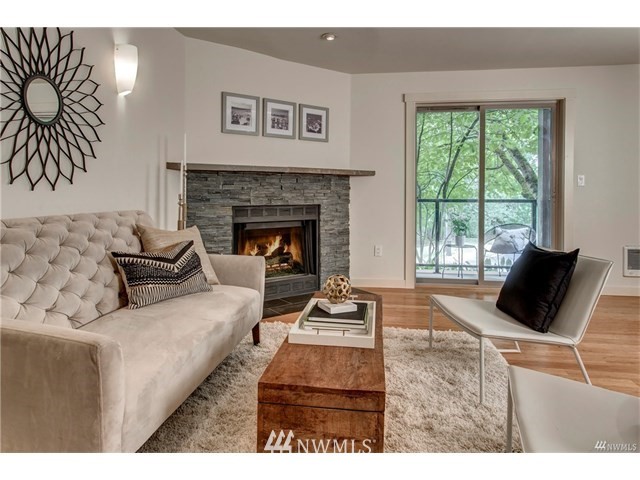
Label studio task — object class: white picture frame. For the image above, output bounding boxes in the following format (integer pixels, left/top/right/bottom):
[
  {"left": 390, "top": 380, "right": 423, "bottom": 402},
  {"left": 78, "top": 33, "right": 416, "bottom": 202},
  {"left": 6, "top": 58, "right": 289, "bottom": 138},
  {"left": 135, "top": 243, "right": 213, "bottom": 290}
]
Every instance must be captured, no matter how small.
[
  {"left": 263, "top": 98, "right": 296, "bottom": 139},
  {"left": 221, "top": 92, "right": 260, "bottom": 136},
  {"left": 299, "top": 104, "right": 329, "bottom": 142}
]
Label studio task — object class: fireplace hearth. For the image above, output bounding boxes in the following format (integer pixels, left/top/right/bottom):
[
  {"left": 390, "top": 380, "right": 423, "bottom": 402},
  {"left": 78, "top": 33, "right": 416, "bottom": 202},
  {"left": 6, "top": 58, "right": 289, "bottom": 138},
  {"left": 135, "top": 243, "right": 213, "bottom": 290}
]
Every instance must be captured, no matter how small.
[{"left": 233, "top": 205, "right": 319, "bottom": 300}]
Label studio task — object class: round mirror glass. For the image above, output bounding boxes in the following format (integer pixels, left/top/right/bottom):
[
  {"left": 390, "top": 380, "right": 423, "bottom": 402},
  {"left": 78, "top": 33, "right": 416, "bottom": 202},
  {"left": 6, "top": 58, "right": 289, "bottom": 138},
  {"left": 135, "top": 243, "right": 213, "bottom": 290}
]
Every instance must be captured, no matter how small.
[{"left": 24, "top": 76, "right": 61, "bottom": 125}]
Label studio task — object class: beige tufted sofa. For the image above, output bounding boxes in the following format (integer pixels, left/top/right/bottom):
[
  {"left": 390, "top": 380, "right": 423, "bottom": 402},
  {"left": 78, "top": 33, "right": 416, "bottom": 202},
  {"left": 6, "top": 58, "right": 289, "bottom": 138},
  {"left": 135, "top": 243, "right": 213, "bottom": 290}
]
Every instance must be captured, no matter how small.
[{"left": 0, "top": 210, "right": 265, "bottom": 452}]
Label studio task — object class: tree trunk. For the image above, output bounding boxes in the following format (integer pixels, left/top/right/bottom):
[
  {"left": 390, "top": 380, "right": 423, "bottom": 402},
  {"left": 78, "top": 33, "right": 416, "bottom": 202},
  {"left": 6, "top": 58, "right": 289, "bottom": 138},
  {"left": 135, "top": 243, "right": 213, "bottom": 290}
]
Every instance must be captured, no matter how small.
[{"left": 493, "top": 148, "right": 537, "bottom": 199}]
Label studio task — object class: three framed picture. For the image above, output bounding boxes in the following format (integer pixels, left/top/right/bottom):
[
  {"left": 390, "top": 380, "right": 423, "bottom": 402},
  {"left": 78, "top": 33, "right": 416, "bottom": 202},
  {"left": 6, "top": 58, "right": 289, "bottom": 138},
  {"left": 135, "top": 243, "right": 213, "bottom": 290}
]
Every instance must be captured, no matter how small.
[{"left": 221, "top": 92, "right": 329, "bottom": 142}]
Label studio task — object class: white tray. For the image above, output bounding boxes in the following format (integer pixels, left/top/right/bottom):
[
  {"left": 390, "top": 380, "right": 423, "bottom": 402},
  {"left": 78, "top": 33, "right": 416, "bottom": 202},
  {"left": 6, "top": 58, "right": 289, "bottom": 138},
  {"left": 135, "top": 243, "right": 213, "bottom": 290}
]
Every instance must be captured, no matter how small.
[{"left": 288, "top": 298, "right": 376, "bottom": 349}]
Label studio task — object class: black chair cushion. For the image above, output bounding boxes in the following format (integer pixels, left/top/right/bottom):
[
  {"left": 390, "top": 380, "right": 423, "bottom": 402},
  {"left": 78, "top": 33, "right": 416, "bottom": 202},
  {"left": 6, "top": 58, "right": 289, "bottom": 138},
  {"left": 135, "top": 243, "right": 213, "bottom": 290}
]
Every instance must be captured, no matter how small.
[{"left": 496, "top": 243, "right": 580, "bottom": 333}]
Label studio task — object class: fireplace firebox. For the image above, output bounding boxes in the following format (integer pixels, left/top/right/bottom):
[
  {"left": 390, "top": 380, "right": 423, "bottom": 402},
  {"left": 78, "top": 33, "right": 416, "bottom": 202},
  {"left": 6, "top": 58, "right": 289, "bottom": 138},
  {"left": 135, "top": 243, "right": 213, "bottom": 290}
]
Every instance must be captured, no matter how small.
[{"left": 233, "top": 205, "right": 319, "bottom": 301}]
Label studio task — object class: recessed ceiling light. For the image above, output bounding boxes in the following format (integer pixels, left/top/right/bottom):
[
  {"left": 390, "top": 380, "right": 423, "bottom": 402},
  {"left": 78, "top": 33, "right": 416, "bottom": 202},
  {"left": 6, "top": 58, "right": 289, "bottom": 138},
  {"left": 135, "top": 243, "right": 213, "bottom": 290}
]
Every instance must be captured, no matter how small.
[{"left": 321, "top": 33, "right": 336, "bottom": 41}]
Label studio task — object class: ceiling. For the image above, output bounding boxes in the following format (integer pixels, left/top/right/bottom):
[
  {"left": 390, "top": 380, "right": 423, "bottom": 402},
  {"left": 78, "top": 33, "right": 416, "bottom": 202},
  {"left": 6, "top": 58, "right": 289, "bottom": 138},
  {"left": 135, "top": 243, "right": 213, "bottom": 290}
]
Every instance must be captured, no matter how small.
[{"left": 177, "top": 27, "right": 640, "bottom": 74}]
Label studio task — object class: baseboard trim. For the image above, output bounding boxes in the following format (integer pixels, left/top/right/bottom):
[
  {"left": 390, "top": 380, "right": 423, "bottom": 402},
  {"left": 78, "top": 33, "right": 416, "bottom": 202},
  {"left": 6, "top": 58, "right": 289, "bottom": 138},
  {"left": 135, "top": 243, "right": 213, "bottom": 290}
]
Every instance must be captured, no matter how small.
[
  {"left": 603, "top": 286, "right": 640, "bottom": 297},
  {"left": 351, "top": 278, "right": 411, "bottom": 288}
]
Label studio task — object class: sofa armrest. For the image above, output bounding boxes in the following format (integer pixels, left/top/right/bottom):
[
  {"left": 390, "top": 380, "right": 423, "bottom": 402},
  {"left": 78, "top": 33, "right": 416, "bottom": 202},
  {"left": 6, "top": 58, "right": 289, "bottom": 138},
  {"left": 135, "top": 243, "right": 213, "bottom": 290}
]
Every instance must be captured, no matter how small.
[
  {"left": 0, "top": 318, "right": 125, "bottom": 452},
  {"left": 208, "top": 254, "right": 265, "bottom": 302}
]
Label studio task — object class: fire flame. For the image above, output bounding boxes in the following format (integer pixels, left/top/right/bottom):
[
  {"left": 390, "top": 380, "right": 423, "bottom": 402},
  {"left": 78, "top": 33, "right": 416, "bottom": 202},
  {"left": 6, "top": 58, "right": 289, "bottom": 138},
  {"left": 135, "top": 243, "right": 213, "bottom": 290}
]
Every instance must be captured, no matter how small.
[
  {"left": 265, "top": 235, "right": 282, "bottom": 257},
  {"left": 284, "top": 240, "right": 301, "bottom": 263},
  {"left": 241, "top": 230, "right": 303, "bottom": 264}
]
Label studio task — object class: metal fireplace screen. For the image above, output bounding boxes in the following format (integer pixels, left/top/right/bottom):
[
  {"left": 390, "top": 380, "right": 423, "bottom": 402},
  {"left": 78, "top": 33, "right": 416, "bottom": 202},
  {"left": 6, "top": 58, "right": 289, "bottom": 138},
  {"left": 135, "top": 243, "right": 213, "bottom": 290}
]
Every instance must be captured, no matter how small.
[
  {"left": 236, "top": 222, "right": 314, "bottom": 278},
  {"left": 232, "top": 205, "right": 320, "bottom": 300}
]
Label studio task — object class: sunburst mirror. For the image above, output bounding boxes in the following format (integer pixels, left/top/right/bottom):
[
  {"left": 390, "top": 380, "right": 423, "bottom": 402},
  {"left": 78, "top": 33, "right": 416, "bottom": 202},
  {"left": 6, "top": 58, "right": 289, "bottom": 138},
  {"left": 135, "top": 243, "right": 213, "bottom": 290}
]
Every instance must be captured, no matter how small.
[{"left": 0, "top": 28, "right": 104, "bottom": 190}]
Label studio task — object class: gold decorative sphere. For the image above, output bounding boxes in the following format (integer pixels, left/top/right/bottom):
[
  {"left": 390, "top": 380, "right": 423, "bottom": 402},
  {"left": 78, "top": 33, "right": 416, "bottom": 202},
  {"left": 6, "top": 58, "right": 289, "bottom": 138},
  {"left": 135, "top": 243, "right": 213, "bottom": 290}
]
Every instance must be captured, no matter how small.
[{"left": 322, "top": 274, "right": 352, "bottom": 304}]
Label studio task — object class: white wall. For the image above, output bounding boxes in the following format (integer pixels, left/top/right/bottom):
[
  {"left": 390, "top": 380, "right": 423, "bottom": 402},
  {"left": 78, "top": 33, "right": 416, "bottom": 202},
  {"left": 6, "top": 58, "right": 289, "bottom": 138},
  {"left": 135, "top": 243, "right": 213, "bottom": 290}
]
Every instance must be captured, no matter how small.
[
  {"left": 350, "top": 64, "right": 640, "bottom": 295},
  {"left": 185, "top": 38, "right": 351, "bottom": 169},
  {"left": 2, "top": 30, "right": 637, "bottom": 295},
  {"left": 1, "top": 28, "right": 185, "bottom": 229}
]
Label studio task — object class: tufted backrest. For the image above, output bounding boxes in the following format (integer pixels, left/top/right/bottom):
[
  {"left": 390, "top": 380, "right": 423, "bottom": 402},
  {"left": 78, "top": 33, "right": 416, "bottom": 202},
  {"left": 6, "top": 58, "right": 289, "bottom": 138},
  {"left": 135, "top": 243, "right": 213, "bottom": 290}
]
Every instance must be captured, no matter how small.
[{"left": 1, "top": 211, "right": 154, "bottom": 328}]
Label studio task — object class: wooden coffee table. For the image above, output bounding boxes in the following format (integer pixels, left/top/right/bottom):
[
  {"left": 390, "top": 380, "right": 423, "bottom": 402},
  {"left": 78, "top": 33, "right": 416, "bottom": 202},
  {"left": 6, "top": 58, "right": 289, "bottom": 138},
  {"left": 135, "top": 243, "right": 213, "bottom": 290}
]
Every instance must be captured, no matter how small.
[{"left": 257, "top": 292, "right": 385, "bottom": 453}]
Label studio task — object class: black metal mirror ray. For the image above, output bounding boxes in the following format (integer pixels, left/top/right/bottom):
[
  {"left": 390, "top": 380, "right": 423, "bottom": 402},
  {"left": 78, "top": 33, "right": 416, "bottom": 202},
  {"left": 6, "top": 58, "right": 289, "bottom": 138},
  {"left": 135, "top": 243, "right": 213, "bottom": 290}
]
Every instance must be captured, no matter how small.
[{"left": 0, "top": 28, "right": 104, "bottom": 190}]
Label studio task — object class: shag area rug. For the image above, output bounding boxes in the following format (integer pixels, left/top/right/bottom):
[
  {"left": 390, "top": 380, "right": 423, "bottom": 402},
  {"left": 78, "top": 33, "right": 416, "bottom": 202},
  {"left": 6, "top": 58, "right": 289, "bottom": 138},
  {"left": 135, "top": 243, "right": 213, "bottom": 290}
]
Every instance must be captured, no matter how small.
[{"left": 139, "top": 322, "right": 519, "bottom": 453}]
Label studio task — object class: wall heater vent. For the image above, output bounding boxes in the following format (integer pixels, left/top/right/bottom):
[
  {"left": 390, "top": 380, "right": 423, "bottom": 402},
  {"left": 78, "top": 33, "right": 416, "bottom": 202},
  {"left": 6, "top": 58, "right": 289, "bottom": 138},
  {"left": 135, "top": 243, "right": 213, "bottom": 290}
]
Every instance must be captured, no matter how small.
[{"left": 623, "top": 246, "right": 640, "bottom": 277}]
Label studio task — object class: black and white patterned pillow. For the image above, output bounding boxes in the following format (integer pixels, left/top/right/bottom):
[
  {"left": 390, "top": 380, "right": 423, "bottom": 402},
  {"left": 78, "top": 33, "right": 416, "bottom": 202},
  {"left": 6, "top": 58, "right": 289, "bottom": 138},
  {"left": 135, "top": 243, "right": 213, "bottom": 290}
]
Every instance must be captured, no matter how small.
[{"left": 111, "top": 240, "right": 212, "bottom": 309}]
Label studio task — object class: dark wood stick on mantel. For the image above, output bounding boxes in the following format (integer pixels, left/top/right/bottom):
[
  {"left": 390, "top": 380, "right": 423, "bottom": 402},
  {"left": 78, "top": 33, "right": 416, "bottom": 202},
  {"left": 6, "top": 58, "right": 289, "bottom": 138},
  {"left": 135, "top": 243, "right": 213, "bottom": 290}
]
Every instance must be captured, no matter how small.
[{"left": 166, "top": 162, "right": 375, "bottom": 177}]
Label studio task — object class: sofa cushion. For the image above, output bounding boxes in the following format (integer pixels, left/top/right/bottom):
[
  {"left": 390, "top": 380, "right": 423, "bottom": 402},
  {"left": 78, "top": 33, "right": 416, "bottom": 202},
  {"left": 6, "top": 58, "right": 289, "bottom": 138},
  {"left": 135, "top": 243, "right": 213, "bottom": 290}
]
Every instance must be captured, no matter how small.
[
  {"left": 1, "top": 211, "right": 153, "bottom": 328},
  {"left": 111, "top": 240, "right": 211, "bottom": 309},
  {"left": 78, "top": 284, "right": 261, "bottom": 452},
  {"left": 136, "top": 224, "right": 220, "bottom": 285}
]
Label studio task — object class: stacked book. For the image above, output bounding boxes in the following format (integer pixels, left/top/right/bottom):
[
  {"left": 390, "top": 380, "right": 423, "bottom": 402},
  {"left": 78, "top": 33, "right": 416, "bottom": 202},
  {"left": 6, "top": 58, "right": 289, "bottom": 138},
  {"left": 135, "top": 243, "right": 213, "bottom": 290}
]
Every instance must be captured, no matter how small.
[
  {"left": 289, "top": 298, "right": 376, "bottom": 348},
  {"left": 303, "top": 300, "right": 368, "bottom": 332}
]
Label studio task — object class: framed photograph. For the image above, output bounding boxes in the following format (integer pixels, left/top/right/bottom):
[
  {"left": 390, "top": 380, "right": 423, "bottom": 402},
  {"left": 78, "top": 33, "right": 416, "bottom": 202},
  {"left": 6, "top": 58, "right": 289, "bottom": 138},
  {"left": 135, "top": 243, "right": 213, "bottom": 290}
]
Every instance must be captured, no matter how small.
[
  {"left": 221, "top": 92, "right": 260, "bottom": 136},
  {"left": 299, "top": 104, "right": 329, "bottom": 142},
  {"left": 263, "top": 98, "right": 296, "bottom": 139}
]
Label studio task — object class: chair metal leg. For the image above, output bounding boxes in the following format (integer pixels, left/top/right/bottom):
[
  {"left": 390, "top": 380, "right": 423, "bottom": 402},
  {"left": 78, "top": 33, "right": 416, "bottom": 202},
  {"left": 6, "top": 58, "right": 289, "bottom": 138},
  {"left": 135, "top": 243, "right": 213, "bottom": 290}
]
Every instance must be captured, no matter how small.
[
  {"left": 506, "top": 378, "right": 513, "bottom": 452},
  {"left": 428, "top": 302, "right": 434, "bottom": 349},
  {"left": 572, "top": 347, "right": 592, "bottom": 384},
  {"left": 479, "top": 337, "right": 485, "bottom": 404}
]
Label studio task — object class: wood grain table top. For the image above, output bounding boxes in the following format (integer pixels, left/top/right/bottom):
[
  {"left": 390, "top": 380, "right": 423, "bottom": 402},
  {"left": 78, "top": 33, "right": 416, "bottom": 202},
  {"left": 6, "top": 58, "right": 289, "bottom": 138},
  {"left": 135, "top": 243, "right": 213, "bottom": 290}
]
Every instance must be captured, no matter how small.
[{"left": 258, "top": 292, "right": 386, "bottom": 412}]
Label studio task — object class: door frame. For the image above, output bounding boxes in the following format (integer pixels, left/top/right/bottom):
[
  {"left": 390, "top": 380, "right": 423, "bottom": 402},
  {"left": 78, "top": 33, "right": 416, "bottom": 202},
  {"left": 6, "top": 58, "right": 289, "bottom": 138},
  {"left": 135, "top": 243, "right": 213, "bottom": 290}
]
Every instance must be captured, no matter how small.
[{"left": 404, "top": 89, "right": 576, "bottom": 289}]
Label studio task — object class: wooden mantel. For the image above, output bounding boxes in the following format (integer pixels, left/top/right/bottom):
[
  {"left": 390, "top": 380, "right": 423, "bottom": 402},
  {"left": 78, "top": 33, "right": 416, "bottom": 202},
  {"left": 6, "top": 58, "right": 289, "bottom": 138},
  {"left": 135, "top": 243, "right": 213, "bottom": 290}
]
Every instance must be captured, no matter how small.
[{"left": 166, "top": 162, "right": 375, "bottom": 177}]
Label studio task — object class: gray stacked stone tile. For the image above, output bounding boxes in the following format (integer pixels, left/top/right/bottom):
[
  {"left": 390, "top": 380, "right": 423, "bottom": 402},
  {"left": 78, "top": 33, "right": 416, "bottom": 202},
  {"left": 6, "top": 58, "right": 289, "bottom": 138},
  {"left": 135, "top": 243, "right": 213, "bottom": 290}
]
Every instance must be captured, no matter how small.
[{"left": 187, "top": 172, "right": 350, "bottom": 284}]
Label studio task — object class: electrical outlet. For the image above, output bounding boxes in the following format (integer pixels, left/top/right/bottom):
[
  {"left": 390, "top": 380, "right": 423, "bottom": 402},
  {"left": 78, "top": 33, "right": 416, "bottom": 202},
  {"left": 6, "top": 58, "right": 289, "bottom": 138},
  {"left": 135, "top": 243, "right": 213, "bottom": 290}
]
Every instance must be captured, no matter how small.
[
  {"left": 577, "top": 175, "right": 585, "bottom": 187},
  {"left": 374, "top": 245, "right": 383, "bottom": 257}
]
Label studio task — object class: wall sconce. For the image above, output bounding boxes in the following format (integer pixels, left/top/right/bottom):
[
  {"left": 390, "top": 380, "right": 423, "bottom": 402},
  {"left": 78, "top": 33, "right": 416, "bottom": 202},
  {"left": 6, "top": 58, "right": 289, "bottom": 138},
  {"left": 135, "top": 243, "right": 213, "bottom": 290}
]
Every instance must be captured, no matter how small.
[{"left": 114, "top": 44, "right": 138, "bottom": 96}]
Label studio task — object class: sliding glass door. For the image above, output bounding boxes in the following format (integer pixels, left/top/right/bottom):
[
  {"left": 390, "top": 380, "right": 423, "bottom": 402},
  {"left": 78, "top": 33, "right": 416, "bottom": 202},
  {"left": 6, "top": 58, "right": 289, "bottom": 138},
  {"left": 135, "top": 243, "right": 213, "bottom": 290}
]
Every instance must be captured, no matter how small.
[
  {"left": 416, "top": 102, "right": 561, "bottom": 283},
  {"left": 483, "top": 106, "right": 556, "bottom": 279},
  {"left": 416, "top": 108, "right": 480, "bottom": 280}
]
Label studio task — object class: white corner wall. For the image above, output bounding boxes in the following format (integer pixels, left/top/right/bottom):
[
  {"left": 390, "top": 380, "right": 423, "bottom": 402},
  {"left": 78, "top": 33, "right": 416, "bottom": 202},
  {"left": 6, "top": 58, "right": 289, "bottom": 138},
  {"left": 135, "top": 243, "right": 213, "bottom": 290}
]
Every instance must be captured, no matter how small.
[
  {"left": 2, "top": 30, "right": 637, "bottom": 296},
  {"left": 1, "top": 28, "right": 185, "bottom": 229},
  {"left": 185, "top": 38, "right": 351, "bottom": 169},
  {"left": 350, "top": 64, "right": 640, "bottom": 295}
]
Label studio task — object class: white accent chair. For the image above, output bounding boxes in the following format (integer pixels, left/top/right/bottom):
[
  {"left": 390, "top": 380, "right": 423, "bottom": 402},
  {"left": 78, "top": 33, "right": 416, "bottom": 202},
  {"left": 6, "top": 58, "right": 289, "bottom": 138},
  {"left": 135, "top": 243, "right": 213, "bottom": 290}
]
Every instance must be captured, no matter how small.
[
  {"left": 506, "top": 366, "right": 640, "bottom": 452},
  {"left": 429, "top": 255, "right": 612, "bottom": 403}
]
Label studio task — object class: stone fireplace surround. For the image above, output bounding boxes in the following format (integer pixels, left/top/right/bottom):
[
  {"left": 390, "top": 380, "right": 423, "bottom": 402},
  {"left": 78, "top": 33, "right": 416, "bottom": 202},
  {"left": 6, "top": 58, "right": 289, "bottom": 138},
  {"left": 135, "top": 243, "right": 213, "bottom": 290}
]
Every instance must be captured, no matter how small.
[{"left": 186, "top": 169, "right": 355, "bottom": 295}]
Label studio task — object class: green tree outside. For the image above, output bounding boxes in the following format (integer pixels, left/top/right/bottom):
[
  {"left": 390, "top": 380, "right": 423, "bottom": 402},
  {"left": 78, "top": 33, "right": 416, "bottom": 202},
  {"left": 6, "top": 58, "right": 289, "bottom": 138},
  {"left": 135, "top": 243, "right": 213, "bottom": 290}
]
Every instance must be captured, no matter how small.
[{"left": 416, "top": 108, "right": 545, "bottom": 269}]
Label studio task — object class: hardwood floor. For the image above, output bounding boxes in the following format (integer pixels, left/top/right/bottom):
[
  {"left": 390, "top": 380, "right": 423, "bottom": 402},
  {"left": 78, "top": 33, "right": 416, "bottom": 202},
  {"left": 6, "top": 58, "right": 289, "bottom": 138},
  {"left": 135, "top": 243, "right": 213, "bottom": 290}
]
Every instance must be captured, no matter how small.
[{"left": 264, "top": 285, "right": 640, "bottom": 397}]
